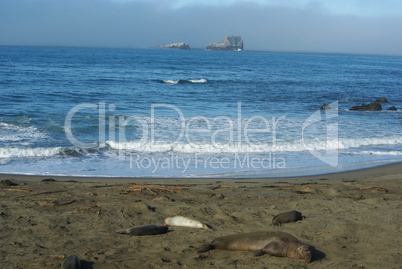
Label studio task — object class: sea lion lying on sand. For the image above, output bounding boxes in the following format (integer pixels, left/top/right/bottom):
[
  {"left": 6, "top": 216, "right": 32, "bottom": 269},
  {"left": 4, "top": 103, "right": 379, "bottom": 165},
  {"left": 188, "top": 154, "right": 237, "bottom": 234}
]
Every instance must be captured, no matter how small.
[
  {"left": 272, "top": 210, "right": 304, "bottom": 226},
  {"left": 198, "top": 231, "right": 313, "bottom": 262},
  {"left": 62, "top": 255, "right": 81, "bottom": 269},
  {"left": 118, "top": 224, "right": 169, "bottom": 236}
]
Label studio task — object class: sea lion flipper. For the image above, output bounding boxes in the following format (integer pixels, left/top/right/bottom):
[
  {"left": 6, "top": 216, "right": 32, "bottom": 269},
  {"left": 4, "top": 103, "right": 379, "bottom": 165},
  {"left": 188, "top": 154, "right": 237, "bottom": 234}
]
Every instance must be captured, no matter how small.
[
  {"left": 253, "top": 249, "right": 266, "bottom": 256},
  {"left": 272, "top": 220, "right": 282, "bottom": 226},
  {"left": 198, "top": 244, "right": 215, "bottom": 253},
  {"left": 261, "top": 242, "right": 283, "bottom": 257}
]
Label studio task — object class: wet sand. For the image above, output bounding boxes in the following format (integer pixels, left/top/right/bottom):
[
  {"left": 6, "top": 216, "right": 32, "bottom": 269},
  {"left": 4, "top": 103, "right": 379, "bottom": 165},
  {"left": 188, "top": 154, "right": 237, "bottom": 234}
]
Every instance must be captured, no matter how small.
[{"left": 0, "top": 163, "right": 401, "bottom": 268}]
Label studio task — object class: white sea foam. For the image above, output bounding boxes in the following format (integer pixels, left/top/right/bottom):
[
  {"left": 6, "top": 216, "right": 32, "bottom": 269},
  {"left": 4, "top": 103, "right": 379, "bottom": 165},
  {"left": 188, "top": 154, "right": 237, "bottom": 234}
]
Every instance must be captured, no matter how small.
[
  {"left": 162, "top": 79, "right": 207, "bottom": 84},
  {"left": 106, "top": 136, "right": 402, "bottom": 154},
  {"left": 358, "top": 151, "right": 402, "bottom": 155},
  {"left": 0, "top": 147, "right": 64, "bottom": 159},
  {"left": 188, "top": 79, "right": 207, "bottom": 83},
  {"left": 163, "top": 80, "right": 180, "bottom": 84},
  {"left": 0, "top": 122, "right": 48, "bottom": 142}
]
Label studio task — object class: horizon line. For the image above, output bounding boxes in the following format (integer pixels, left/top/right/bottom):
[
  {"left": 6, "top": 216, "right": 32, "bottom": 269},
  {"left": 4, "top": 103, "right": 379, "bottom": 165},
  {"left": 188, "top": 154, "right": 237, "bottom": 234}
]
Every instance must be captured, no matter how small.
[{"left": 1, "top": 44, "right": 401, "bottom": 57}]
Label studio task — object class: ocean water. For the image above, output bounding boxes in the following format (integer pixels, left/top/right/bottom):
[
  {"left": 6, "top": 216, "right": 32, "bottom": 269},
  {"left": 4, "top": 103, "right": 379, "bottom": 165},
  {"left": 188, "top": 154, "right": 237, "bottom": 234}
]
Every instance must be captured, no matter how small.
[{"left": 0, "top": 46, "right": 401, "bottom": 177}]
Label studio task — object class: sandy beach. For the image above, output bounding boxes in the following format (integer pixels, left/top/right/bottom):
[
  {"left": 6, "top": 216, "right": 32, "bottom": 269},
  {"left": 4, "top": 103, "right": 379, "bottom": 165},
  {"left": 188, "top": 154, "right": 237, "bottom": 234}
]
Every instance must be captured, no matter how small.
[{"left": 1, "top": 163, "right": 401, "bottom": 268}]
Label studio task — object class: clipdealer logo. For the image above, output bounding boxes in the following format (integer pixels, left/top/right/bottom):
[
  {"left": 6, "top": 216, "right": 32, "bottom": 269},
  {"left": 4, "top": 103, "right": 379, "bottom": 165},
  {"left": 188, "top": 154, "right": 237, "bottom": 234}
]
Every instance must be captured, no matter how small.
[{"left": 64, "top": 101, "right": 339, "bottom": 174}]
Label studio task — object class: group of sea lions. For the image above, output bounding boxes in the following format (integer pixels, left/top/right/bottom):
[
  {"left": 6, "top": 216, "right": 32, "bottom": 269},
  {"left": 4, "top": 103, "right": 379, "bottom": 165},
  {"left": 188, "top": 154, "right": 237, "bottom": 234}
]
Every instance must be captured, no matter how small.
[{"left": 62, "top": 210, "right": 324, "bottom": 268}]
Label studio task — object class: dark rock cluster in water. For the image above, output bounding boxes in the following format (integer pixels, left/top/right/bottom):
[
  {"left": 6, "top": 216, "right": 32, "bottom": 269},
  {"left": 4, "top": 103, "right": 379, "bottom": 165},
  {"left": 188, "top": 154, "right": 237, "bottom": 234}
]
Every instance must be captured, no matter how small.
[
  {"left": 349, "top": 97, "right": 399, "bottom": 111},
  {"left": 350, "top": 102, "right": 383, "bottom": 111},
  {"left": 320, "top": 97, "right": 398, "bottom": 111}
]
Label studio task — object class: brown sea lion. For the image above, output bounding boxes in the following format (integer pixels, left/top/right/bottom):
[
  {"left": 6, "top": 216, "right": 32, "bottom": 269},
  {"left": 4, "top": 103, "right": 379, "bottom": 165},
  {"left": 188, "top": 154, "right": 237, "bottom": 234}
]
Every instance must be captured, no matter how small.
[
  {"left": 198, "top": 231, "right": 313, "bottom": 262},
  {"left": 272, "top": 210, "right": 304, "bottom": 226},
  {"left": 118, "top": 224, "right": 169, "bottom": 236}
]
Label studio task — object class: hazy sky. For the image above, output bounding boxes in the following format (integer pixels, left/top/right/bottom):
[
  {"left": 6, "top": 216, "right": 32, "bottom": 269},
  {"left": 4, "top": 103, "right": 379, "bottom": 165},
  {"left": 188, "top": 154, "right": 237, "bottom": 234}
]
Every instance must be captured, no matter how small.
[{"left": 1, "top": 0, "right": 402, "bottom": 55}]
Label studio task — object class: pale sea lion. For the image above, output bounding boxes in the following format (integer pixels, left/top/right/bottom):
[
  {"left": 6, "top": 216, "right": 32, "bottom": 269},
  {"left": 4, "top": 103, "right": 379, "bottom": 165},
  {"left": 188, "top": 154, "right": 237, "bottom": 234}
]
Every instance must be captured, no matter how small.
[
  {"left": 272, "top": 210, "right": 304, "bottom": 226},
  {"left": 118, "top": 224, "right": 169, "bottom": 236},
  {"left": 164, "top": 216, "right": 212, "bottom": 230},
  {"left": 198, "top": 231, "right": 313, "bottom": 262}
]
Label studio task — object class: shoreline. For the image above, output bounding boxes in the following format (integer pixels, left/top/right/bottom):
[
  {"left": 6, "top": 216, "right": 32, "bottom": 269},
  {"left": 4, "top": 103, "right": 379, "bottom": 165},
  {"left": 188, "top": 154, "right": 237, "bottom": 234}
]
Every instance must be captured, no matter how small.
[{"left": 1, "top": 161, "right": 401, "bottom": 184}]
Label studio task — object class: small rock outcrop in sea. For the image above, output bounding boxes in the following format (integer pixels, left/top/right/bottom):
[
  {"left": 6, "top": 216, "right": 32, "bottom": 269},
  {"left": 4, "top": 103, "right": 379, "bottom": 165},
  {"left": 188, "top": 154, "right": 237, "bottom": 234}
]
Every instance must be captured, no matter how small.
[
  {"left": 387, "top": 106, "right": 397, "bottom": 111},
  {"left": 206, "top": 36, "right": 244, "bottom": 51},
  {"left": 376, "top": 97, "right": 389, "bottom": 103},
  {"left": 159, "top": 42, "right": 191, "bottom": 49},
  {"left": 320, "top": 104, "right": 332, "bottom": 109},
  {"left": 349, "top": 102, "right": 382, "bottom": 111}
]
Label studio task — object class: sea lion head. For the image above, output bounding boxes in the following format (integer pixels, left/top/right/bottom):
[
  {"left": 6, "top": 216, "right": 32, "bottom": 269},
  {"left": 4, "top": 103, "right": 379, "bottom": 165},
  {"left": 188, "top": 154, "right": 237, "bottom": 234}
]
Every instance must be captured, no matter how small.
[{"left": 291, "top": 245, "right": 312, "bottom": 262}]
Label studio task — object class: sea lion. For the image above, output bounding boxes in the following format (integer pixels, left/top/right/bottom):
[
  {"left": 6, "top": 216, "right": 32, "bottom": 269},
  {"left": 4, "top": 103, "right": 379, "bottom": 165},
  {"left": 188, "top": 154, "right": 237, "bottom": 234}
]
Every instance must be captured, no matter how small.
[
  {"left": 118, "top": 224, "right": 169, "bottom": 236},
  {"left": 62, "top": 255, "right": 81, "bottom": 269},
  {"left": 272, "top": 210, "right": 304, "bottom": 226},
  {"left": 198, "top": 231, "right": 313, "bottom": 262},
  {"left": 164, "top": 216, "right": 212, "bottom": 230},
  {"left": 0, "top": 179, "right": 18, "bottom": 186}
]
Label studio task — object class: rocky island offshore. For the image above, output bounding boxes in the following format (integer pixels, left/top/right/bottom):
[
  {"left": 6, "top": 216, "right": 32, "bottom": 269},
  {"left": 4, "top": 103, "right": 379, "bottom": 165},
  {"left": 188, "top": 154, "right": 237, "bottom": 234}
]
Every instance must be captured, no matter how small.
[
  {"left": 156, "top": 36, "right": 244, "bottom": 51},
  {"left": 206, "top": 36, "right": 243, "bottom": 51},
  {"left": 158, "top": 42, "right": 191, "bottom": 49}
]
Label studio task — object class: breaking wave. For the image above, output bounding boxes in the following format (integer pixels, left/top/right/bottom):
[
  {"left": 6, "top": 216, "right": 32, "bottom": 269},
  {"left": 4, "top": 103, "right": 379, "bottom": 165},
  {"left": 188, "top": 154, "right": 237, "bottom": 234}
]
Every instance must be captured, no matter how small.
[
  {"left": 160, "top": 79, "right": 207, "bottom": 84},
  {"left": 0, "top": 122, "right": 48, "bottom": 142},
  {"left": 355, "top": 151, "right": 402, "bottom": 156},
  {"left": 0, "top": 147, "right": 65, "bottom": 159},
  {"left": 0, "top": 146, "right": 97, "bottom": 159},
  {"left": 106, "top": 136, "right": 402, "bottom": 154}
]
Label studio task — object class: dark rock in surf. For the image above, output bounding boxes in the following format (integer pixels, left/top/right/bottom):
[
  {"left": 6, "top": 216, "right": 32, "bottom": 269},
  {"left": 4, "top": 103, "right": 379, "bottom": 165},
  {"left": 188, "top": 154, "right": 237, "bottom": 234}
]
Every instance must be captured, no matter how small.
[
  {"left": 320, "top": 104, "right": 332, "bottom": 109},
  {"left": 349, "top": 102, "right": 382, "bottom": 111},
  {"left": 376, "top": 97, "right": 389, "bottom": 103},
  {"left": 387, "top": 106, "right": 397, "bottom": 111}
]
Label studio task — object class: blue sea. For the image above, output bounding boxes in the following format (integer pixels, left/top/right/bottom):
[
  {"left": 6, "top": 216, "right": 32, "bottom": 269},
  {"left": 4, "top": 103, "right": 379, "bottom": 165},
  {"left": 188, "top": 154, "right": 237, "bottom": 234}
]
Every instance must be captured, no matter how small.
[{"left": 0, "top": 46, "right": 401, "bottom": 177}]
